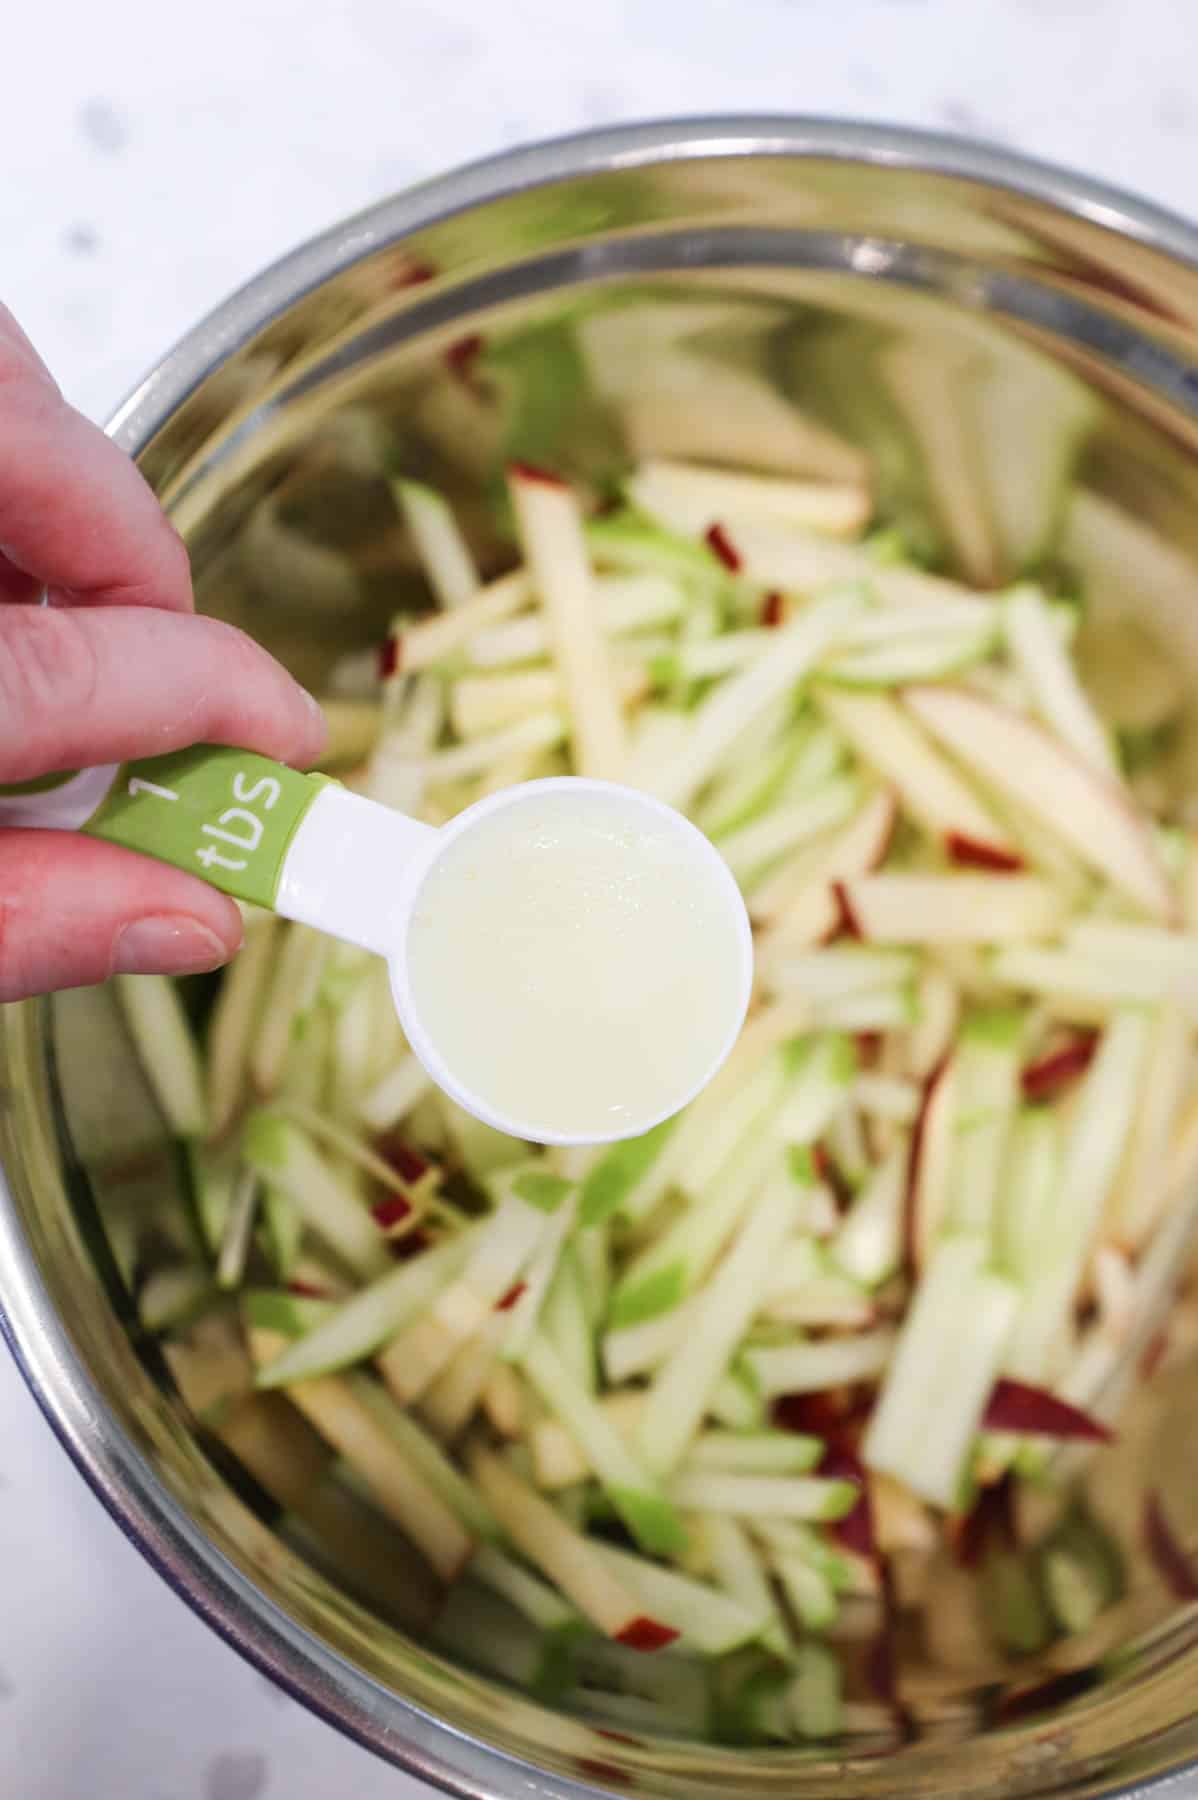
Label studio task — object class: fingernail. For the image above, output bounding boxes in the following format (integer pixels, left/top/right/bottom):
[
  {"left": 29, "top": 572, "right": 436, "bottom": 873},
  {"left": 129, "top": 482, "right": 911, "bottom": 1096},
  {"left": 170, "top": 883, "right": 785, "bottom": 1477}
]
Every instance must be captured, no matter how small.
[
  {"left": 301, "top": 686, "right": 326, "bottom": 729},
  {"left": 113, "top": 916, "right": 232, "bottom": 976},
  {"left": 297, "top": 686, "right": 328, "bottom": 760}
]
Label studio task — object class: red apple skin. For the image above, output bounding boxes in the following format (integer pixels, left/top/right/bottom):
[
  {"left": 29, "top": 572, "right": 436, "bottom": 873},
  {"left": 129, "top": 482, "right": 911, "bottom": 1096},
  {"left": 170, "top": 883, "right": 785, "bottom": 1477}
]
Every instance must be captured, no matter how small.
[
  {"left": 495, "top": 1281, "right": 527, "bottom": 1313},
  {"left": 950, "top": 1473, "right": 1016, "bottom": 1569},
  {"left": 378, "top": 636, "right": 401, "bottom": 680},
  {"left": 371, "top": 1195, "right": 414, "bottom": 1232},
  {"left": 803, "top": 1141, "right": 855, "bottom": 1214},
  {"left": 945, "top": 832, "right": 1024, "bottom": 873},
  {"left": 1021, "top": 1034, "right": 1097, "bottom": 1102},
  {"left": 981, "top": 1377, "right": 1112, "bottom": 1443},
  {"left": 760, "top": 590, "right": 785, "bottom": 627},
  {"left": 445, "top": 332, "right": 485, "bottom": 389},
  {"left": 904, "top": 1057, "right": 953, "bottom": 1276},
  {"left": 390, "top": 1228, "right": 432, "bottom": 1263},
  {"left": 832, "top": 881, "right": 864, "bottom": 941},
  {"left": 812, "top": 896, "right": 844, "bottom": 949},
  {"left": 1144, "top": 1491, "right": 1198, "bottom": 1600},
  {"left": 996, "top": 1668, "right": 1097, "bottom": 1726},
  {"left": 772, "top": 1386, "right": 872, "bottom": 1448},
  {"left": 508, "top": 461, "right": 567, "bottom": 489},
  {"left": 704, "top": 521, "right": 742, "bottom": 572},
  {"left": 575, "top": 1761, "right": 632, "bottom": 1789},
  {"left": 753, "top": 789, "right": 897, "bottom": 935},
  {"left": 390, "top": 256, "right": 438, "bottom": 289},
  {"left": 819, "top": 1443, "right": 874, "bottom": 1559},
  {"left": 865, "top": 1557, "right": 903, "bottom": 1714},
  {"left": 905, "top": 683, "right": 1177, "bottom": 924},
  {"left": 378, "top": 1138, "right": 431, "bottom": 1185},
  {"left": 614, "top": 1616, "right": 680, "bottom": 1652}
]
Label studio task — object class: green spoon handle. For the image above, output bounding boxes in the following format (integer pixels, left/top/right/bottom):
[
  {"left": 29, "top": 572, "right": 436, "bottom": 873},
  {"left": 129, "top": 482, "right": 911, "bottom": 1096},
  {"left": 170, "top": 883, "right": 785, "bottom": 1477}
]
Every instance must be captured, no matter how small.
[{"left": 0, "top": 747, "right": 328, "bottom": 909}]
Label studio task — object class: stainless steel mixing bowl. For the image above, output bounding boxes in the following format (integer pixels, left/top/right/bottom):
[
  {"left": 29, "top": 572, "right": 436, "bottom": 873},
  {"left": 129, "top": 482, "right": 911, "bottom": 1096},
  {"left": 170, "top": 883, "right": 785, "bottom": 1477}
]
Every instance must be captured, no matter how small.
[{"left": 6, "top": 118, "right": 1198, "bottom": 1799}]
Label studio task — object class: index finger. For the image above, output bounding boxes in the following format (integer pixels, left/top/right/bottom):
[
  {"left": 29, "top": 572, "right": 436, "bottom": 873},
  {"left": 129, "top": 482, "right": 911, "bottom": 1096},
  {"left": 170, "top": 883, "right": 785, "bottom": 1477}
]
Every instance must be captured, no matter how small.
[
  {"left": 0, "top": 302, "right": 194, "bottom": 611},
  {"left": 0, "top": 606, "right": 326, "bottom": 783}
]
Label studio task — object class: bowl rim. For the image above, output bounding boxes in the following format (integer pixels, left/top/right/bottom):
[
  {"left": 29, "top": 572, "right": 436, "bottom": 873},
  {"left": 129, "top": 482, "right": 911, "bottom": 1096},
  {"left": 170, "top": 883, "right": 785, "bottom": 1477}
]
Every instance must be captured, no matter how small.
[
  {"left": 8, "top": 114, "right": 1198, "bottom": 1800},
  {"left": 106, "top": 112, "right": 1198, "bottom": 460}
]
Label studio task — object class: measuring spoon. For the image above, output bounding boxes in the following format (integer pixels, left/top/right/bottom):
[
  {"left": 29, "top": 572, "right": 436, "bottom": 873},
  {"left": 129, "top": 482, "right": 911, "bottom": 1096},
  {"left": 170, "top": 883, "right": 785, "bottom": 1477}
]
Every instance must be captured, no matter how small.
[{"left": 0, "top": 748, "right": 753, "bottom": 1145}]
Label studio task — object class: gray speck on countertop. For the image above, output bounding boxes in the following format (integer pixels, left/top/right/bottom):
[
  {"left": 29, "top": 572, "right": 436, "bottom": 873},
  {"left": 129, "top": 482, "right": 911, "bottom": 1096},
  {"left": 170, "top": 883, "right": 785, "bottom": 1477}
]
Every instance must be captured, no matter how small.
[
  {"left": 938, "top": 97, "right": 1011, "bottom": 143},
  {"left": 62, "top": 224, "right": 100, "bottom": 256},
  {"left": 77, "top": 99, "right": 128, "bottom": 153},
  {"left": 205, "top": 1751, "right": 268, "bottom": 1800}
]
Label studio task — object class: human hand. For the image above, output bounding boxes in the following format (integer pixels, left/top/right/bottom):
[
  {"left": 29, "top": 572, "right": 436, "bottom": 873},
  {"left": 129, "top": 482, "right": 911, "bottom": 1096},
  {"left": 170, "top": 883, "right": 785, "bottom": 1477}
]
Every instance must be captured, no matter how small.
[{"left": 0, "top": 303, "right": 326, "bottom": 1001}]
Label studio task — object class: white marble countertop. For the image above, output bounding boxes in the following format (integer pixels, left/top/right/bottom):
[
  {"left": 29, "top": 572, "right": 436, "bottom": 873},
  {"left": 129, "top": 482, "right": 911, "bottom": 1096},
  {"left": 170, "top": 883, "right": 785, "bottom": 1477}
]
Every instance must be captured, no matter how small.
[{"left": 6, "top": 1, "right": 1198, "bottom": 1793}]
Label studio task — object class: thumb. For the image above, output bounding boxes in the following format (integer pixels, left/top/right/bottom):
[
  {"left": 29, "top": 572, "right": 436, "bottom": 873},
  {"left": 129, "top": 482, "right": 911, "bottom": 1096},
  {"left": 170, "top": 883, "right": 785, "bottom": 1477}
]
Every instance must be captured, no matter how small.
[{"left": 0, "top": 831, "right": 243, "bottom": 1002}]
